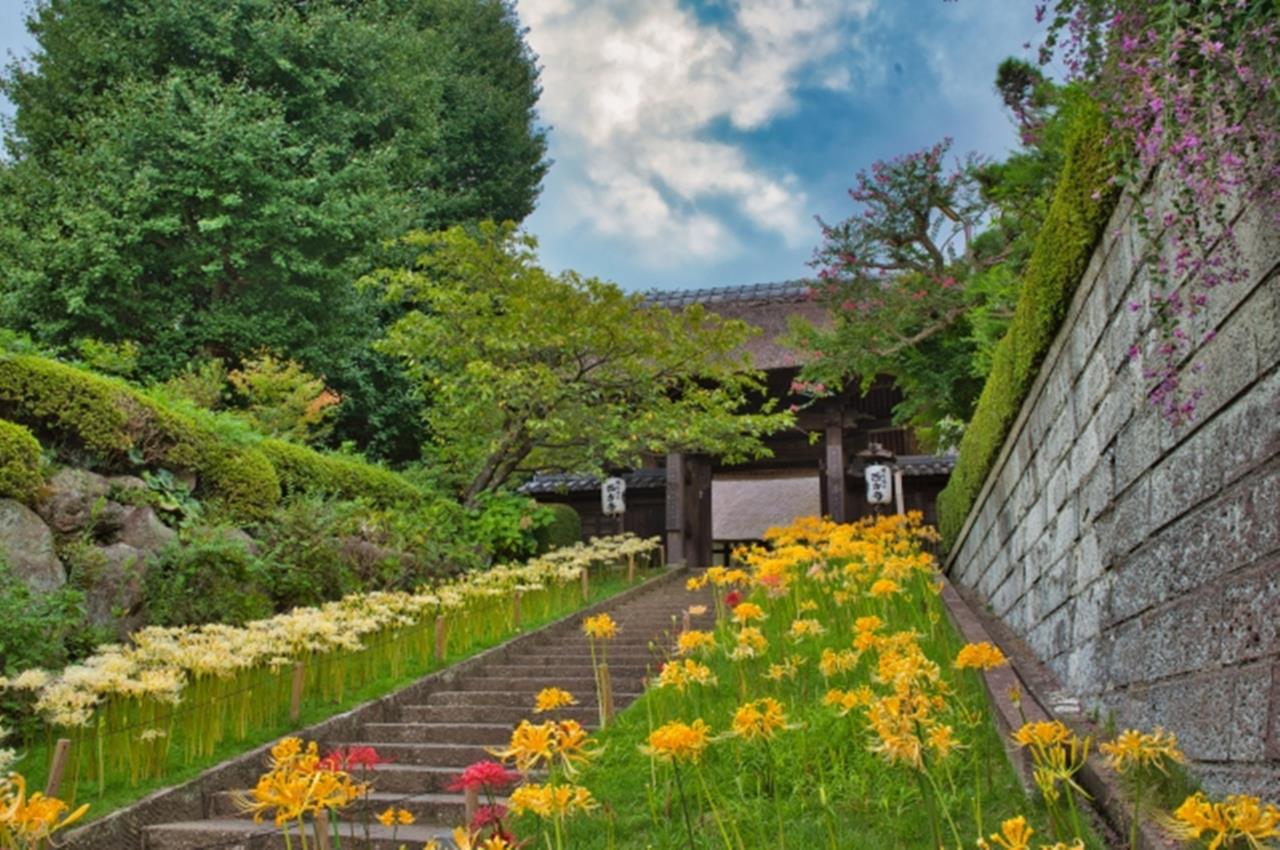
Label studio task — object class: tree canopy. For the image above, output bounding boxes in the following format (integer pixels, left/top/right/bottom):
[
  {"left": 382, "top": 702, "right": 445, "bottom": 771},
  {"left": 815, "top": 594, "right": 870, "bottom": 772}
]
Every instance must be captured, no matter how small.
[
  {"left": 365, "top": 223, "right": 794, "bottom": 504},
  {"left": 0, "top": 0, "right": 548, "bottom": 388}
]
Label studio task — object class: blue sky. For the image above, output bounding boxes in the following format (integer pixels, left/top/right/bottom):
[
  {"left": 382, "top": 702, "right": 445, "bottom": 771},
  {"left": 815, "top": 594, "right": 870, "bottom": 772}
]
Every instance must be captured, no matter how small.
[{"left": 0, "top": 0, "right": 1049, "bottom": 293}]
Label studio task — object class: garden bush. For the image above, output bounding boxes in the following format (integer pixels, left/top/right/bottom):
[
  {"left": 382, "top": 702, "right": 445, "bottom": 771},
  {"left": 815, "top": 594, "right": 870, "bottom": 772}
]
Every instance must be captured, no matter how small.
[
  {"left": 937, "top": 102, "right": 1119, "bottom": 548},
  {"left": 142, "top": 528, "right": 273, "bottom": 627},
  {"left": 258, "top": 438, "right": 423, "bottom": 506},
  {"left": 0, "top": 418, "right": 43, "bottom": 503},
  {"left": 534, "top": 502, "right": 582, "bottom": 552},
  {"left": 256, "top": 496, "right": 359, "bottom": 611}
]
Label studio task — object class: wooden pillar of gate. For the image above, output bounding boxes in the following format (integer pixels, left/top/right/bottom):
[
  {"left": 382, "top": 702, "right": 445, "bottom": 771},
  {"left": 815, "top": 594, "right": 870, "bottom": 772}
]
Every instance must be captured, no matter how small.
[{"left": 665, "top": 451, "right": 713, "bottom": 568}]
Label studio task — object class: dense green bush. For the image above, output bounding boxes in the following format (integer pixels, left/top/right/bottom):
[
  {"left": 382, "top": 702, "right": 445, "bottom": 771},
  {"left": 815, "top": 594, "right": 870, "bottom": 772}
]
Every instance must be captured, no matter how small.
[
  {"left": 257, "top": 497, "right": 359, "bottom": 611},
  {"left": 937, "top": 103, "right": 1119, "bottom": 548},
  {"left": 534, "top": 502, "right": 582, "bottom": 552},
  {"left": 0, "top": 561, "right": 97, "bottom": 735},
  {"left": 259, "top": 438, "right": 423, "bottom": 506},
  {"left": 0, "top": 419, "right": 43, "bottom": 503},
  {"left": 143, "top": 528, "right": 273, "bottom": 627}
]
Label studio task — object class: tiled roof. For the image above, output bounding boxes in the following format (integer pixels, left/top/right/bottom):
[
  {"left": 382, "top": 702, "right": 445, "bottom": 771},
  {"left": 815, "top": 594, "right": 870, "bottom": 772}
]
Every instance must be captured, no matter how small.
[
  {"left": 643, "top": 280, "right": 814, "bottom": 309},
  {"left": 850, "top": 454, "right": 958, "bottom": 477},
  {"left": 519, "top": 468, "right": 667, "bottom": 495}
]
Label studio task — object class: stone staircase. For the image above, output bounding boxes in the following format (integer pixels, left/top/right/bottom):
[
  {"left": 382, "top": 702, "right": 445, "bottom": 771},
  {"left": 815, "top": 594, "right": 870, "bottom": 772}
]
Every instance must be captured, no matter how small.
[{"left": 138, "top": 575, "right": 709, "bottom": 850}]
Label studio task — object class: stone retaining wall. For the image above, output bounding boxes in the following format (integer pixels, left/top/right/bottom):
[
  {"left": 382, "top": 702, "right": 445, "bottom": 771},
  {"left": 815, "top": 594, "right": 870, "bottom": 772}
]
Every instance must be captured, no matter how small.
[{"left": 945, "top": 183, "right": 1279, "bottom": 798}]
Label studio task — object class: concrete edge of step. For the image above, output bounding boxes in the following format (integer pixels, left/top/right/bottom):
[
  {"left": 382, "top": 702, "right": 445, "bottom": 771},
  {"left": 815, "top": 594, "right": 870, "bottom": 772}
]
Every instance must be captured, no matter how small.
[
  {"left": 63, "top": 565, "right": 690, "bottom": 850},
  {"left": 939, "top": 574, "right": 1181, "bottom": 850}
]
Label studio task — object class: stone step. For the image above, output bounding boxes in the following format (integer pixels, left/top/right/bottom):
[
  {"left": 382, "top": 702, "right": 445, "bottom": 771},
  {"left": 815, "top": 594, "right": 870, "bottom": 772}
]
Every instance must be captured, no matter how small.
[
  {"left": 398, "top": 703, "right": 599, "bottom": 726},
  {"left": 425, "top": 690, "right": 640, "bottom": 708},
  {"left": 479, "top": 662, "right": 653, "bottom": 679},
  {"left": 209, "top": 789, "right": 504, "bottom": 825},
  {"left": 352, "top": 762, "right": 543, "bottom": 794},
  {"left": 359, "top": 721, "right": 517, "bottom": 745},
  {"left": 144, "top": 818, "right": 454, "bottom": 850},
  {"left": 336, "top": 741, "right": 496, "bottom": 768}
]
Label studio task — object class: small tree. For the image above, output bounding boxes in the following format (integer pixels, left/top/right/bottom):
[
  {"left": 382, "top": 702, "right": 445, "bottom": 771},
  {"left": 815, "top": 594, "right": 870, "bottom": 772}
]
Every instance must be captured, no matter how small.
[{"left": 365, "top": 223, "right": 793, "bottom": 505}]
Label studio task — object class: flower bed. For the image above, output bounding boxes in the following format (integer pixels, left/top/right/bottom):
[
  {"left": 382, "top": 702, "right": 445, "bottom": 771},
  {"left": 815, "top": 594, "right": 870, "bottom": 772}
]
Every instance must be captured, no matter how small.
[{"left": 0, "top": 533, "right": 660, "bottom": 810}]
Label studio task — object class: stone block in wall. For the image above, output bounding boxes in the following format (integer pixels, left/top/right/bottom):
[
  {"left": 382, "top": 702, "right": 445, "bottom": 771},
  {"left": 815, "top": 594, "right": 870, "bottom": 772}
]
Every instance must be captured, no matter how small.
[
  {"left": 1106, "top": 474, "right": 1150, "bottom": 561},
  {"left": 1147, "top": 421, "right": 1223, "bottom": 531},
  {"left": 1071, "top": 527, "right": 1103, "bottom": 593},
  {"left": 1050, "top": 495, "right": 1078, "bottom": 563},
  {"left": 1104, "top": 586, "right": 1224, "bottom": 685},
  {"left": 1080, "top": 451, "right": 1115, "bottom": 526},
  {"left": 1048, "top": 460, "right": 1070, "bottom": 514},
  {"left": 1179, "top": 285, "right": 1262, "bottom": 430},
  {"left": 1114, "top": 413, "right": 1161, "bottom": 495},
  {"left": 1214, "top": 365, "right": 1280, "bottom": 488},
  {"left": 1230, "top": 661, "right": 1275, "bottom": 762},
  {"left": 1104, "top": 667, "right": 1246, "bottom": 762},
  {"left": 1034, "top": 554, "right": 1073, "bottom": 623},
  {"left": 1106, "top": 458, "right": 1280, "bottom": 625},
  {"left": 1219, "top": 557, "right": 1280, "bottom": 669}
]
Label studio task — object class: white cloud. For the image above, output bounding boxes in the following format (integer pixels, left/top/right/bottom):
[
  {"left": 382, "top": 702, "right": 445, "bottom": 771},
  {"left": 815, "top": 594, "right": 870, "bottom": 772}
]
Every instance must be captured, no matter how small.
[{"left": 519, "top": 0, "right": 873, "bottom": 266}]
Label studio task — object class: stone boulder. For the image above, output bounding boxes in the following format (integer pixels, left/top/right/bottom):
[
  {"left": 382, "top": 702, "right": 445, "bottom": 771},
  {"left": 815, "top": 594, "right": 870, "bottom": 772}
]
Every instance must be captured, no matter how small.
[
  {"left": 0, "top": 498, "right": 66, "bottom": 591},
  {"left": 107, "top": 474, "right": 148, "bottom": 496},
  {"left": 116, "top": 505, "right": 176, "bottom": 553},
  {"left": 82, "top": 542, "right": 148, "bottom": 637},
  {"left": 36, "top": 468, "right": 112, "bottom": 534}
]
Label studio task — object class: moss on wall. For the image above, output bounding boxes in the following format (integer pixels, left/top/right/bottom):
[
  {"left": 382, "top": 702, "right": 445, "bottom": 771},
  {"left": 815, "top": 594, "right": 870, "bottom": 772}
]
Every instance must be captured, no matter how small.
[{"left": 938, "top": 103, "right": 1120, "bottom": 549}]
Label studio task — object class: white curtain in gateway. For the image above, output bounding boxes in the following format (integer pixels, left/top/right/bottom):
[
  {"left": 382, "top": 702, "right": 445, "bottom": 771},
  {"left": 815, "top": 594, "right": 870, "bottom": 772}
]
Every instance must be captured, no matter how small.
[{"left": 711, "top": 472, "right": 821, "bottom": 541}]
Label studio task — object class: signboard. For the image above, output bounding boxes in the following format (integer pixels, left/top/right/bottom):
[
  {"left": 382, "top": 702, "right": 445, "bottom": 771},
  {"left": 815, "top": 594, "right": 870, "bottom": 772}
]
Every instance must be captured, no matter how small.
[
  {"left": 865, "top": 464, "right": 893, "bottom": 505},
  {"left": 601, "top": 476, "right": 627, "bottom": 516}
]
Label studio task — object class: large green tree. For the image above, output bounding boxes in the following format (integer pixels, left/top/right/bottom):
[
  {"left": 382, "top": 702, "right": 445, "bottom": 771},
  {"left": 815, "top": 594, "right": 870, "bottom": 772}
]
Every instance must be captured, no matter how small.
[
  {"left": 365, "top": 223, "right": 794, "bottom": 505},
  {"left": 0, "top": 0, "right": 547, "bottom": 443}
]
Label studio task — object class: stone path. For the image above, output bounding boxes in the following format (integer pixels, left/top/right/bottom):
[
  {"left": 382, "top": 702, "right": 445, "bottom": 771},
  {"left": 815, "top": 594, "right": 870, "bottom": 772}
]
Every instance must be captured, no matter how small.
[{"left": 140, "top": 573, "right": 706, "bottom": 850}]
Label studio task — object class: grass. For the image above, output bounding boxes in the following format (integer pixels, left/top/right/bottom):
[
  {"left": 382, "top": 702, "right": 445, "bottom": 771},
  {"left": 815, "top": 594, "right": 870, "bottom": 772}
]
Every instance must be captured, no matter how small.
[
  {"left": 502, "top": 517, "right": 1108, "bottom": 850},
  {"left": 16, "top": 568, "right": 662, "bottom": 826}
]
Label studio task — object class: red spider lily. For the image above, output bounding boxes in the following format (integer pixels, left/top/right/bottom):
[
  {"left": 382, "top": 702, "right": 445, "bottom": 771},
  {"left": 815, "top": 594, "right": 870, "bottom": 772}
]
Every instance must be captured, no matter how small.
[
  {"left": 472, "top": 803, "right": 509, "bottom": 830},
  {"left": 320, "top": 745, "right": 389, "bottom": 771},
  {"left": 724, "top": 590, "right": 743, "bottom": 608},
  {"left": 448, "top": 760, "right": 521, "bottom": 792}
]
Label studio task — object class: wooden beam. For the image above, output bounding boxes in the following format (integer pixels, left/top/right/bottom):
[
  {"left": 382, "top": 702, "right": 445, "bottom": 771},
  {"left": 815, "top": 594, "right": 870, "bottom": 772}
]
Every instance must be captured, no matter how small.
[
  {"left": 665, "top": 451, "right": 687, "bottom": 566},
  {"left": 824, "top": 420, "right": 847, "bottom": 523}
]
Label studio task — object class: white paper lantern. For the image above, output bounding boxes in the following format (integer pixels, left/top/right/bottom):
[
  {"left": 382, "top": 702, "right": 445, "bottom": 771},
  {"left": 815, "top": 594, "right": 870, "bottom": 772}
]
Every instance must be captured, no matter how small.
[{"left": 865, "top": 464, "right": 892, "bottom": 505}]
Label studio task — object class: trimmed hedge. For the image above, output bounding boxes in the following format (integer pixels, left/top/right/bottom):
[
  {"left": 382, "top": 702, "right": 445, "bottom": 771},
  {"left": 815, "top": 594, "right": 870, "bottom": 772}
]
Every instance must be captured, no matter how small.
[
  {"left": 0, "top": 354, "right": 281, "bottom": 520},
  {"left": 0, "top": 418, "right": 44, "bottom": 503},
  {"left": 259, "top": 438, "right": 423, "bottom": 506},
  {"left": 937, "top": 103, "right": 1120, "bottom": 549},
  {"left": 534, "top": 502, "right": 583, "bottom": 553},
  {"left": 0, "top": 354, "right": 428, "bottom": 520}
]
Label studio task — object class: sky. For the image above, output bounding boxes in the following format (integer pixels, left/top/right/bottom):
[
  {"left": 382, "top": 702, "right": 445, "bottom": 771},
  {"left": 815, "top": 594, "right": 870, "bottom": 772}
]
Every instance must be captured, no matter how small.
[{"left": 0, "top": 0, "right": 1050, "bottom": 293}]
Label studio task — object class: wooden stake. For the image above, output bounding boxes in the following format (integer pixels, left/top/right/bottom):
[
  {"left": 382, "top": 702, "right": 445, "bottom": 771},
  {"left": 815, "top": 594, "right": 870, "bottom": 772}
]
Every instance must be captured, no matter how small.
[
  {"left": 581, "top": 567, "right": 590, "bottom": 602},
  {"left": 682, "top": 610, "right": 691, "bottom": 634},
  {"left": 434, "top": 615, "right": 448, "bottom": 664},
  {"left": 659, "top": 544, "right": 667, "bottom": 567},
  {"left": 314, "top": 809, "right": 333, "bottom": 850},
  {"left": 44, "top": 738, "right": 71, "bottom": 798},
  {"left": 512, "top": 590, "right": 522, "bottom": 630},
  {"left": 627, "top": 554, "right": 636, "bottom": 582},
  {"left": 465, "top": 786, "right": 480, "bottom": 826},
  {"left": 289, "top": 662, "right": 306, "bottom": 724}
]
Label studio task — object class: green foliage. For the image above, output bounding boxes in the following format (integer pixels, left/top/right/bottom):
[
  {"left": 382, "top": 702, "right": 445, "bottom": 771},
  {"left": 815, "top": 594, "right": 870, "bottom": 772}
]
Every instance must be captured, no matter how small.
[
  {"left": 367, "top": 222, "right": 793, "bottom": 504},
  {"left": 142, "top": 528, "right": 273, "bottom": 627},
  {"left": 0, "top": 561, "right": 94, "bottom": 735},
  {"left": 258, "top": 438, "right": 423, "bottom": 506},
  {"left": 535, "top": 502, "right": 583, "bottom": 553},
  {"left": 463, "top": 491, "right": 550, "bottom": 562},
  {"left": 227, "top": 352, "right": 339, "bottom": 445},
  {"left": 155, "top": 359, "right": 228, "bottom": 410},
  {"left": 0, "top": 0, "right": 548, "bottom": 462},
  {"left": 0, "top": 418, "right": 44, "bottom": 503},
  {"left": 0, "top": 353, "right": 280, "bottom": 520},
  {"left": 938, "top": 102, "right": 1119, "bottom": 548},
  {"left": 74, "top": 338, "right": 140, "bottom": 378},
  {"left": 256, "top": 497, "right": 358, "bottom": 611}
]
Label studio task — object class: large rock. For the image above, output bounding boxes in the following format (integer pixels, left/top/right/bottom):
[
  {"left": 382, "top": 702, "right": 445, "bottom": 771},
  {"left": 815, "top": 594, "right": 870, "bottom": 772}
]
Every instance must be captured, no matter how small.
[
  {"left": 0, "top": 498, "right": 66, "bottom": 591},
  {"left": 34, "top": 467, "right": 131, "bottom": 537},
  {"left": 36, "top": 468, "right": 112, "bottom": 534},
  {"left": 82, "top": 542, "right": 148, "bottom": 637},
  {"left": 116, "top": 506, "right": 176, "bottom": 553}
]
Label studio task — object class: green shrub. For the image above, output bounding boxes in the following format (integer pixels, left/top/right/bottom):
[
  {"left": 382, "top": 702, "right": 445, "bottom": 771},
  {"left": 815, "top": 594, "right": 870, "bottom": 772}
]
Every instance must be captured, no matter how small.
[
  {"left": 259, "top": 438, "right": 423, "bottom": 506},
  {"left": 0, "top": 354, "right": 280, "bottom": 521},
  {"left": 465, "top": 491, "right": 551, "bottom": 563},
  {"left": 937, "top": 102, "right": 1119, "bottom": 548},
  {"left": 534, "top": 502, "right": 582, "bottom": 552},
  {"left": 143, "top": 528, "right": 273, "bottom": 627},
  {"left": 0, "top": 560, "right": 96, "bottom": 736},
  {"left": 257, "top": 496, "right": 359, "bottom": 611},
  {"left": 0, "top": 419, "right": 44, "bottom": 503}
]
